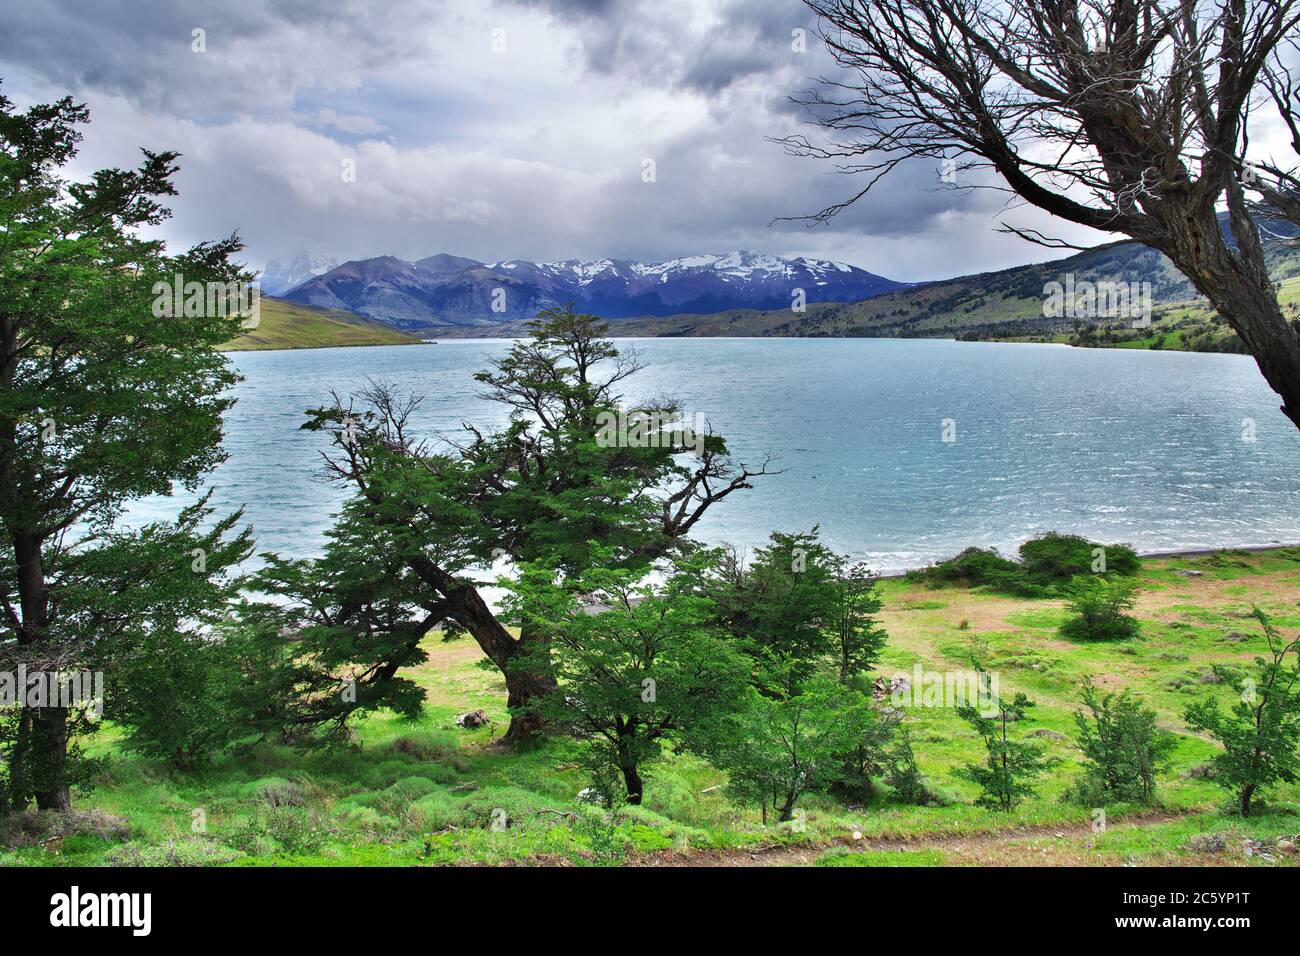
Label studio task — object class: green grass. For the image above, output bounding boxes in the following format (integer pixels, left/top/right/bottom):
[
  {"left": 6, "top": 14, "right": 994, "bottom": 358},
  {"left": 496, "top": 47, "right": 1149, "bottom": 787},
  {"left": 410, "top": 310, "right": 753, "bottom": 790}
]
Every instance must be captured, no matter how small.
[
  {"left": 219, "top": 297, "right": 424, "bottom": 352},
  {"left": 4, "top": 548, "right": 1299, "bottom": 867}
]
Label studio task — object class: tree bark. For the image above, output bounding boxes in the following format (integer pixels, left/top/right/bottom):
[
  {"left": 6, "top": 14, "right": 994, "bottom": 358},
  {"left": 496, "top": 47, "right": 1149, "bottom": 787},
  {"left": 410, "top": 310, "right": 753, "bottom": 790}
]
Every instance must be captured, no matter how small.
[
  {"left": 777, "top": 792, "right": 798, "bottom": 822},
  {"left": 620, "top": 763, "right": 644, "bottom": 805},
  {"left": 1240, "top": 783, "right": 1256, "bottom": 818},
  {"left": 1156, "top": 199, "right": 1300, "bottom": 430},
  {"left": 10, "top": 530, "right": 70, "bottom": 810},
  {"left": 417, "top": 558, "right": 557, "bottom": 743}
]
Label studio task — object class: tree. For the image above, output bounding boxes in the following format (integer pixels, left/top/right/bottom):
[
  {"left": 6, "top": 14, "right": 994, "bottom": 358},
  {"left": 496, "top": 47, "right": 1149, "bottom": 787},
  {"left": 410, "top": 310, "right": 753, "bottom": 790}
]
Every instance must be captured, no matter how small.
[
  {"left": 503, "top": 552, "right": 750, "bottom": 805},
  {"left": 784, "top": 1, "right": 1300, "bottom": 430},
  {"left": 1067, "top": 679, "right": 1175, "bottom": 805},
  {"left": 885, "top": 726, "right": 939, "bottom": 805},
  {"left": 1184, "top": 609, "right": 1300, "bottom": 816},
  {"left": 234, "top": 495, "right": 443, "bottom": 743},
  {"left": 0, "top": 89, "right": 251, "bottom": 808},
  {"left": 956, "top": 686, "right": 1053, "bottom": 811},
  {"left": 77, "top": 499, "right": 252, "bottom": 770},
  {"left": 703, "top": 674, "right": 895, "bottom": 822},
  {"left": 296, "top": 311, "right": 772, "bottom": 742},
  {"left": 710, "top": 529, "right": 886, "bottom": 689},
  {"left": 830, "top": 559, "right": 888, "bottom": 684},
  {"left": 1059, "top": 574, "right": 1141, "bottom": 641}
]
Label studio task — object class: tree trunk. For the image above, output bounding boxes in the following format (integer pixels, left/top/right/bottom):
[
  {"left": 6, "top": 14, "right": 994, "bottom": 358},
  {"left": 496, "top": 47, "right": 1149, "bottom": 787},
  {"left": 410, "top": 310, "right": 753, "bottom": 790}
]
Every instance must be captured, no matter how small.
[
  {"left": 620, "top": 763, "right": 644, "bottom": 805},
  {"left": 416, "top": 557, "right": 558, "bottom": 743},
  {"left": 777, "top": 792, "right": 798, "bottom": 822},
  {"left": 9, "top": 530, "right": 70, "bottom": 810},
  {"left": 1240, "top": 783, "right": 1256, "bottom": 818},
  {"left": 1160, "top": 200, "right": 1300, "bottom": 430},
  {"left": 501, "top": 666, "right": 556, "bottom": 744},
  {"left": 30, "top": 707, "right": 70, "bottom": 810}
]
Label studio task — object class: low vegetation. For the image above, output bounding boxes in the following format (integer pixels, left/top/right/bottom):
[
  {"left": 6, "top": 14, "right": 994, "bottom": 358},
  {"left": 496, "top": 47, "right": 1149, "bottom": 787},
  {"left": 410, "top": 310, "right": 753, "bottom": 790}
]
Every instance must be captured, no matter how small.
[
  {"left": 906, "top": 532, "right": 1140, "bottom": 598},
  {"left": 2, "top": 548, "right": 1298, "bottom": 867}
]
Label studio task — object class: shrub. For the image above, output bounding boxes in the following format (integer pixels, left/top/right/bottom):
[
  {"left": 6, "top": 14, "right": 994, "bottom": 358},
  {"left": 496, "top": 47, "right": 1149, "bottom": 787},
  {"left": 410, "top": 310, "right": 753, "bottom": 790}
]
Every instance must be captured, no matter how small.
[
  {"left": 1184, "top": 610, "right": 1300, "bottom": 816},
  {"left": 106, "top": 838, "right": 243, "bottom": 867},
  {"left": 911, "top": 534, "right": 1142, "bottom": 598},
  {"left": 1019, "top": 532, "right": 1140, "bottom": 583},
  {"left": 909, "top": 547, "right": 1020, "bottom": 588},
  {"left": 228, "top": 807, "right": 331, "bottom": 856},
  {"left": 955, "top": 687, "right": 1054, "bottom": 811},
  {"left": 1058, "top": 576, "right": 1141, "bottom": 641},
  {"left": 1065, "top": 681, "right": 1175, "bottom": 805},
  {"left": 884, "top": 728, "right": 940, "bottom": 805}
]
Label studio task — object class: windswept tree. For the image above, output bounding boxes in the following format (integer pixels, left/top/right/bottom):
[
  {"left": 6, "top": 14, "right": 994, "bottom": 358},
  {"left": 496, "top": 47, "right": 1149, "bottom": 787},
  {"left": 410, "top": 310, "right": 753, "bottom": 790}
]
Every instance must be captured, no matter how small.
[
  {"left": 783, "top": 0, "right": 1300, "bottom": 429},
  {"left": 0, "top": 89, "right": 252, "bottom": 808},
  {"left": 293, "top": 309, "right": 773, "bottom": 742}
]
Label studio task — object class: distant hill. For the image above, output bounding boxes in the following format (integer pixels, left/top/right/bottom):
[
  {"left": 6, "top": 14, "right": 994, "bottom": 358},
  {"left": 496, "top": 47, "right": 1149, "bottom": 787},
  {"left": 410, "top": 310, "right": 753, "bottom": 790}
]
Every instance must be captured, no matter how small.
[
  {"left": 281, "top": 250, "right": 909, "bottom": 330},
  {"left": 219, "top": 297, "right": 424, "bottom": 351},
  {"left": 426, "top": 230, "right": 1300, "bottom": 350}
]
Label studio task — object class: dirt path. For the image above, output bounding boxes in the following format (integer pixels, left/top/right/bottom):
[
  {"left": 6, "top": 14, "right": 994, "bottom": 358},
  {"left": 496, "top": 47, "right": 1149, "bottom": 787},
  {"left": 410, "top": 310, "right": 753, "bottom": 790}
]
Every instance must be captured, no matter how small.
[{"left": 634, "top": 809, "right": 1209, "bottom": 868}]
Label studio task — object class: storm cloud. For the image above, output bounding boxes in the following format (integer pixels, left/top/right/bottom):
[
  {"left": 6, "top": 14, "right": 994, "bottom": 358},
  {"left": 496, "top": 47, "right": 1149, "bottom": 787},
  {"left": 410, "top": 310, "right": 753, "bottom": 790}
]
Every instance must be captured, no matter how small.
[{"left": 1, "top": 0, "right": 1109, "bottom": 280}]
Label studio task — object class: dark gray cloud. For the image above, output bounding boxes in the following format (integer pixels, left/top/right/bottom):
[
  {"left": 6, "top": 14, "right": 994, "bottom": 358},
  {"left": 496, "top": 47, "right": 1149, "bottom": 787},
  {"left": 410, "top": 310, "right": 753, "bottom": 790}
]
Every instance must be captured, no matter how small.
[
  {"left": 0, "top": 0, "right": 1104, "bottom": 282},
  {"left": 513, "top": 0, "right": 822, "bottom": 93},
  {"left": 0, "top": 0, "right": 443, "bottom": 115}
]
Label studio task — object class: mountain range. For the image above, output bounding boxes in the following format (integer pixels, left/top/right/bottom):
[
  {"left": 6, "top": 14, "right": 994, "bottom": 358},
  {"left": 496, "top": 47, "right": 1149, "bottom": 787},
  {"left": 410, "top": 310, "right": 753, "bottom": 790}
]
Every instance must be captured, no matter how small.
[
  {"left": 266, "top": 251, "right": 908, "bottom": 330},
  {"left": 259, "top": 252, "right": 341, "bottom": 296}
]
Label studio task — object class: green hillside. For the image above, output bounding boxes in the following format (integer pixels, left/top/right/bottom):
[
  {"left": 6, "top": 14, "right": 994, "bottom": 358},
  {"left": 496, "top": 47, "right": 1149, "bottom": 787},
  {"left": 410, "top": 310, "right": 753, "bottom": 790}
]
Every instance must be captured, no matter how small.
[
  {"left": 431, "top": 233, "right": 1300, "bottom": 354},
  {"left": 220, "top": 297, "right": 425, "bottom": 351}
]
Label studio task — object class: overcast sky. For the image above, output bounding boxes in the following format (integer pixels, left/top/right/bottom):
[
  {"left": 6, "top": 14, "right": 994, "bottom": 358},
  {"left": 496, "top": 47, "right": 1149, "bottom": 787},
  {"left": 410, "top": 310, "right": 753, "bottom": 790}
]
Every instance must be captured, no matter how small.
[{"left": 0, "top": 0, "right": 1222, "bottom": 281}]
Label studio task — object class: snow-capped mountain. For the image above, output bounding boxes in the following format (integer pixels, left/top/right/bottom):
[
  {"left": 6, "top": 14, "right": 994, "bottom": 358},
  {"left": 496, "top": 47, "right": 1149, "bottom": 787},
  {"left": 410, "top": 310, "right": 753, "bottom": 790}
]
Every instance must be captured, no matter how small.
[
  {"left": 282, "top": 250, "right": 908, "bottom": 331},
  {"left": 259, "top": 252, "right": 342, "bottom": 296}
]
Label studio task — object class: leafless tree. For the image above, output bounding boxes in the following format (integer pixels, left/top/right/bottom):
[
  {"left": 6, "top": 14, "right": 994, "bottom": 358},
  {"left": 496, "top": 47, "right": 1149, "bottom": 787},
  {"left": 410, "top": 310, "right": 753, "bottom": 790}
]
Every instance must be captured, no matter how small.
[{"left": 779, "top": 0, "right": 1300, "bottom": 429}]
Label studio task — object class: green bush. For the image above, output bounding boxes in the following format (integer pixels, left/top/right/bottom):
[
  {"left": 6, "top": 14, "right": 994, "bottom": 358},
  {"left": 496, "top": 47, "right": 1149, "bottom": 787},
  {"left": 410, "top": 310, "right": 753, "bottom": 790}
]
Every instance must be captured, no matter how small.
[
  {"left": 1019, "top": 532, "right": 1140, "bottom": 583},
  {"left": 911, "top": 533, "right": 1141, "bottom": 598},
  {"left": 1064, "top": 682, "right": 1175, "bottom": 805},
  {"left": 105, "top": 838, "right": 244, "bottom": 867},
  {"left": 1058, "top": 575, "right": 1141, "bottom": 642},
  {"left": 907, "top": 547, "right": 1020, "bottom": 588},
  {"left": 227, "top": 807, "right": 332, "bottom": 856}
]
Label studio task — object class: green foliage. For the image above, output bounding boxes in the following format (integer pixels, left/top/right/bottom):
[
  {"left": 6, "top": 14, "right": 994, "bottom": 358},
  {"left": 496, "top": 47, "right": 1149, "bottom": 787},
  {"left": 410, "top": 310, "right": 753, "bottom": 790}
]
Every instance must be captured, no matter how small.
[
  {"left": 228, "top": 806, "right": 332, "bottom": 856},
  {"left": 276, "top": 308, "right": 765, "bottom": 742},
  {"left": 505, "top": 551, "right": 750, "bottom": 805},
  {"left": 1184, "top": 610, "right": 1300, "bottom": 816},
  {"left": 955, "top": 687, "right": 1054, "bottom": 811},
  {"left": 907, "top": 546, "right": 1021, "bottom": 588},
  {"left": 1059, "top": 575, "right": 1141, "bottom": 641},
  {"left": 236, "top": 497, "right": 440, "bottom": 743},
  {"left": 569, "top": 806, "right": 627, "bottom": 865},
  {"left": 701, "top": 674, "right": 895, "bottom": 822},
  {"left": 911, "top": 533, "right": 1141, "bottom": 598},
  {"left": 710, "top": 528, "right": 888, "bottom": 688},
  {"left": 1065, "top": 681, "right": 1175, "bottom": 806},
  {"left": 885, "top": 727, "right": 940, "bottom": 805},
  {"left": 0, "top": 87, "right": 252, "bottom": 807},
  {"left": 1019, "top": 532, "right": 1140, "bottom": 583}
]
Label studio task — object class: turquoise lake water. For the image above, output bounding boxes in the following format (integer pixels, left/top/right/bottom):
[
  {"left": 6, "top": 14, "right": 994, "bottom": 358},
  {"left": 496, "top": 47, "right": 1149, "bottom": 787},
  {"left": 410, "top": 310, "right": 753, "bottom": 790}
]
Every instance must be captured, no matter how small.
[{"left": 134, "top": 338, "right": 1300, "bottom": 573}]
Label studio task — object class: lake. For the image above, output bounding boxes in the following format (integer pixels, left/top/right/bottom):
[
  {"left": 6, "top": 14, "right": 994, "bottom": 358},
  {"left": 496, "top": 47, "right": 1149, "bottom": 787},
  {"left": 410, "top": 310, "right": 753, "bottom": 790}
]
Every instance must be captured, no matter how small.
[{"left": 135, "top": 338, "right": 1300, "bottom": 573}]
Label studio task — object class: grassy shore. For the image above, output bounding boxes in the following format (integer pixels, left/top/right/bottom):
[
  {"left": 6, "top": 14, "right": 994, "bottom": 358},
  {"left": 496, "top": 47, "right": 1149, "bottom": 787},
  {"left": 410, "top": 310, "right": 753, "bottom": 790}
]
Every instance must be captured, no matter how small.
[
  {"left": 4, "top": 547, "right": 1299, "bottom": 868},
  {"left": 220, "top": 298, "right": 424, "bottom": 352}
]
